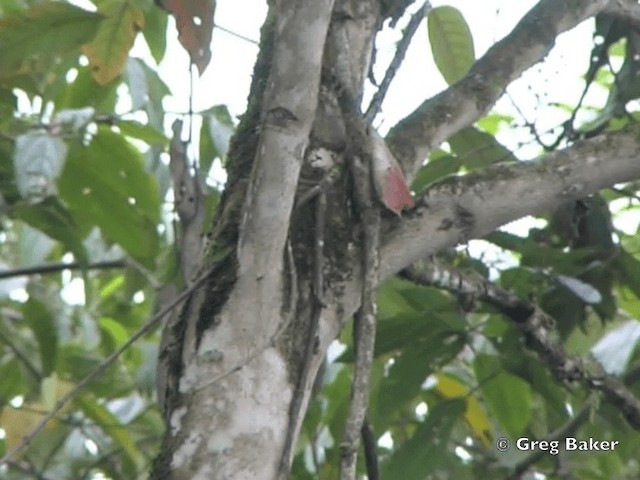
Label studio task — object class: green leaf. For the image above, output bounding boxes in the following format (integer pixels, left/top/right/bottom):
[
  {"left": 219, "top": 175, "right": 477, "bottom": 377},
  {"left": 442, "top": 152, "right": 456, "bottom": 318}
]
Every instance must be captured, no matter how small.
[
  {"left": 427, "top": 6, "right": 475, "bottom": 85},
  {"left": 475, "top": 354, "right": 532, "bottom": 437},
  {"left": 99, "top": 317, "right": 130, "bottom": 347},
  {"left": 142, "top": 5, "right": 168, "bottom": 64},
  {"left": 118, "top": 119, "right": 169, "bottom": 146},
  {"left": 616, "top": 249, "right": 640, "bottom": 300},
  {"left": 14, "top": 197, "right": 89, "bottom": 265},
  {"left": 0, "top": 3, "right": 103, "bottom": 80},
  {"left": 82, "top": 3, "right": 145, "bottom": 85},
  {"left": 24, "top": 298, "right": 58, "bottom": 377},
  {"left": 381, "top": 399, "right": 465, "bottom": 480},
  {"left": 76, "top": 395, "right": 141, "bottom": 476},
  {"left": 448, "top": 126, "right": 516, "bottom": 169},
  {"left": 200, "top": 105, "right": 235, "bottom": 173},
  {"left": 55, "top": 65, "right": 119, "bottom": 111},
  {"left": 0, "top": 358, "right": 27, "bottom": 403},
  {"left": 411, "top": 154, "right": 461, "bottom": 193},
  {"left": 375, "top": 332, "right": 466, "bottom": 421},
  {"left": 58, "top": 127, "right": 160, "bottom": 267}
]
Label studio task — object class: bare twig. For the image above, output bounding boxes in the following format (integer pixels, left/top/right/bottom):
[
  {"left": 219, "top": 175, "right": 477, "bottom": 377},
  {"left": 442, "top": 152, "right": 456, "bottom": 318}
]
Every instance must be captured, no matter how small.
[
  {"left": 214, "top": 22, "right": 259, "bottom": 45},
  {"left": 506, "top": 399, "right": 593, "bottom": 480},
  {"left": 0, "top": 266, "right": 214, "bottom": 466},
  {"left": 0, "top": 328, "right": 41, "bottom": 381},
  {"left": 361, "top": 416, "right": 380, "bottom": 480},
  {"left": 365, "top": 1, "right": 432, "bottom": 122},
  {"left": 337, "top": 87, "right": 381, "bottom": 480},
  {"left": 0, "top": 259, "right": 125, "bottom": 280}
]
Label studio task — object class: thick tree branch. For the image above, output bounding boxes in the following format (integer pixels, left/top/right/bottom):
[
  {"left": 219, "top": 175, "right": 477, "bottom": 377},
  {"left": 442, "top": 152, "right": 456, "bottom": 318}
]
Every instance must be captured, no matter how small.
[
  {"left": 604, "top": 0, "right": 640, "bottom": 27},
  {"left": 238, "top": 0, "right": 334, "bottom": 280},
  {"left": 386, "top": 0, "right": 611, "bottom": 177},
  {"left": 380, "top": 127, "right": 640, "bottom": 279}
]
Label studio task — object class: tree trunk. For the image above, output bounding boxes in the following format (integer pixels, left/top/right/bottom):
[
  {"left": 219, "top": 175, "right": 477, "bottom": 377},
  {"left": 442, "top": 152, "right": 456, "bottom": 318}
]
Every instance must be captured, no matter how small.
[{"left": 150, "top": 0, "right": 640, "bottom": 478}]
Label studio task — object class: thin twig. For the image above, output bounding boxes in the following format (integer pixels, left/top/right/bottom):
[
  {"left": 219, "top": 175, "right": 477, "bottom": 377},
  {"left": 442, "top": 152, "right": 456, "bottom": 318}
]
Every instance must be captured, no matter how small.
[
  {"left": 0, "top": 260, "right": 125, "bottom": 280},
  {"left": 365, "top": 1, "right": 432, "bottom": 122},
  {"left": 506, "top": 399, "right": 593, "bottom": 480},
  {"left": 214, "top": 22, "right": 259, "bottom": 45},
  {"left": 361, "top": 416, "right": 380, "bottom": 480},
  {"left": 0, "top": 328, "right": 41, "bottom": 381},
  {"left": 336, "top": 87, "right": 381, "bottom": 480},
  {"left": 0, "top": 266, "right": 214, "bottom": 466}
]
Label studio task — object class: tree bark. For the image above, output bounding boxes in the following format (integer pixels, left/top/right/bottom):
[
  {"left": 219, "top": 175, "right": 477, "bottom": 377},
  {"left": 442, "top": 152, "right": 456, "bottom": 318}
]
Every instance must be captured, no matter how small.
[{"left": 151, "top": 0, "right": 640, "bottom": 478}]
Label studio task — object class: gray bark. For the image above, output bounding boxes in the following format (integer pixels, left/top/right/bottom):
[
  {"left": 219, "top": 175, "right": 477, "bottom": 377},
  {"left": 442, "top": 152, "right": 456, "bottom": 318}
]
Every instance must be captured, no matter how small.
[{"left": 151, "top": 0, "right": 640, "bottom": 478}]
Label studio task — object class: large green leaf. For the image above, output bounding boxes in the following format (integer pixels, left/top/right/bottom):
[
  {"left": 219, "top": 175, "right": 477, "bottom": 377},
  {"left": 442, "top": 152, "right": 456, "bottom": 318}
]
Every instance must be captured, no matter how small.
[
  {"left": 55, "top": 65, "right": 119, "bottom": 111},
  {"left": 0, "top": 3, "right": 102, "bottom": 80},
  {"left": 475, "top": 354, "right": 532, "bottom": 437},
  {"left": 427, "top": 6, "right": 475, "bottom": 85},
  {"left": 118, "top": 119, "right": 169, "bottom": 146},
  {"left": 24, "top": 298, "right": 58, "bottom": 377},
  {"left": 14, "top": 197, "right": 89, "bottom": 264},
  {"left": 58, "top": 127, "right": 160, "bottom": 267},
  {"left": 380, "top": 399, "right": 465, "bottom": 480},
  {"left": 374, "top": 332, "right": 466, "bottom": 422}
]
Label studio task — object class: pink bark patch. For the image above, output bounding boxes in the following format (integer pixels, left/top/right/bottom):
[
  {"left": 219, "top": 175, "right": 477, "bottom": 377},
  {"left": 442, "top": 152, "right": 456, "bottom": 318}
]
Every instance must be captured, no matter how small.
[{"left": 384, "top": 166, "right": 415, "bottom": 214}]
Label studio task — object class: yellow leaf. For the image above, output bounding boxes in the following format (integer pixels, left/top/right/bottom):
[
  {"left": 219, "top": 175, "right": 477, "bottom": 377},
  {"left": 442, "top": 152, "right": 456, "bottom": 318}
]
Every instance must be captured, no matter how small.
[
  {"left": 435, "top": 373, "right": 493, "bottom": 448},
  {"left": 0, "top": 378, "right": 75, "bottom": 453},
  {"left": 82, "top": 3, "right": 145, "bottom": 85}
]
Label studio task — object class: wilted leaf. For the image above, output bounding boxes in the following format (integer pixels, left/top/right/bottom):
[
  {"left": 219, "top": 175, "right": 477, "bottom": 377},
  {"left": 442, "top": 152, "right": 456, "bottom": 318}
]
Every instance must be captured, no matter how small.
[
  {"left": 435, "top": 373, "right": 493, "bottom": 447},
  {"left": 82, "top": 3, "right": 145, "bottom": 85},
  {"left": 158, "top": 0, "right": 216, "bottom": 74}
]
